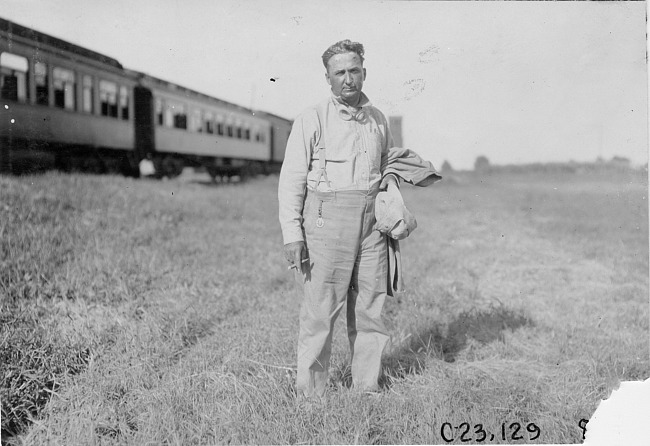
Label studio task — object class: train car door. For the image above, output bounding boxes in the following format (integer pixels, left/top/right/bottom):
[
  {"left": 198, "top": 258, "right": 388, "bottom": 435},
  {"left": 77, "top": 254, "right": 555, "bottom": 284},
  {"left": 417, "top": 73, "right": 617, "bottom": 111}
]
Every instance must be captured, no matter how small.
[{"left": 133, "top": 86, "right": 155, "bottom": 162}]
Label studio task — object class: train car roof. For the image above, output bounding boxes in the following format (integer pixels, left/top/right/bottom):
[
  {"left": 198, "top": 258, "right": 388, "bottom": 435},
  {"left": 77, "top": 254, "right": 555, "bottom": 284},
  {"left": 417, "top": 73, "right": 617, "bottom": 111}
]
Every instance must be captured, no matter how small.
[
  {"left": 252, "top": 110, "right": 293, "bottom": 125},
  {"left": 132, "top": 70, "right": 290, "bottom": 121},
  {"left": 131, "top": 70, "right": 254, "bottom": 114},
  {"left": 0, "top": 17, "right": 123, "bottom": 70}
]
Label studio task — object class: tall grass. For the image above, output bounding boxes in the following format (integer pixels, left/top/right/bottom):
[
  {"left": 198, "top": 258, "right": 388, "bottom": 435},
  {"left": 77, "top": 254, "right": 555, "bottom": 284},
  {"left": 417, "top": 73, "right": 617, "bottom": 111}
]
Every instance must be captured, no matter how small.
[{"left": 1, "top": 168, "right": 647, "bottom": 444}]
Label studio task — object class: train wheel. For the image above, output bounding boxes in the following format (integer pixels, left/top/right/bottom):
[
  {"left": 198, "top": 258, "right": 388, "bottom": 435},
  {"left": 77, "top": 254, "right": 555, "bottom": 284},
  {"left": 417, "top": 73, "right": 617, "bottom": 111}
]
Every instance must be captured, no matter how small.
[
  {"left": 54, "top": 151, "right": 70, "bottom": 172},
  {"left": 161, "top": 156, "right": 184, "bottom": 178},
  {"left": 119, "top": 152, "right": 140, "bottom": 177},
  {"left": 84, "top": 155, "right": 106, "bottom": 174},
  {"left": 0, "top": 139, "right": 11, "bottom": 173}
]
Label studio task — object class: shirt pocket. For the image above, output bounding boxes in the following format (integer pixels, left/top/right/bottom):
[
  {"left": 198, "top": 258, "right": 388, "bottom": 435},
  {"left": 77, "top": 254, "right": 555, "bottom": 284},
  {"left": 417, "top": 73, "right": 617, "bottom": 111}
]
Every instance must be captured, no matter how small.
[
  {"left": 322, "top": 131, "right": 355, "bottom": 162},
  {"left": 318, "top": 134, "right": 355, "bottom": 188}
]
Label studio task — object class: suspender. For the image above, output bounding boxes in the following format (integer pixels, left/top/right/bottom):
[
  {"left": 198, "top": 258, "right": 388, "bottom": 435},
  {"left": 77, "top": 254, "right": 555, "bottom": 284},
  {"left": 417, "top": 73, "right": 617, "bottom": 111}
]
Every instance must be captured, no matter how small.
[
  {"left": 312, "top": 146, "right": 331, "bottom": 191},
  {"left": 313, "top": 102, "right": 332, "bottom": 191}
]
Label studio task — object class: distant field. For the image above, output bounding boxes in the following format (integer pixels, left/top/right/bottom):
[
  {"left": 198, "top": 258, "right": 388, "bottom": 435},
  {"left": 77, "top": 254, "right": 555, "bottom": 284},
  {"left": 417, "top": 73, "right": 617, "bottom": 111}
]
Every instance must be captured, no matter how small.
[{"left": 1, "top": 168, "right": 647, "bottom": 444}]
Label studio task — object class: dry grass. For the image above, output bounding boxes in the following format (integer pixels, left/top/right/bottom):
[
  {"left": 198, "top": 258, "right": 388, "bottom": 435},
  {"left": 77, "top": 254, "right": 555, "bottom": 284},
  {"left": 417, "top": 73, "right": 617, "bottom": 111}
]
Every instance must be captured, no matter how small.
[{"left": 1, "top": 167, "right": 647, "bottom": 444}]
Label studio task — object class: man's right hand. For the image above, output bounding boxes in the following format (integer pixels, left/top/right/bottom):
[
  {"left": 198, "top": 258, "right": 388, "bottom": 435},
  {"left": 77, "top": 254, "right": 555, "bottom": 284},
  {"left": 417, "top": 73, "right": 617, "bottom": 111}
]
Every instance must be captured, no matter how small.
[{"left": 283, "top": 241, "right": 309, "bottom": 273}]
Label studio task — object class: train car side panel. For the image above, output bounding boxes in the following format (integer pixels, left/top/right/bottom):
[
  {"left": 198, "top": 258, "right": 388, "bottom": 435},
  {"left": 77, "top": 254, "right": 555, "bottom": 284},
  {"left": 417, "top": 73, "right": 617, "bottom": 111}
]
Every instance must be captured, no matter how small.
[
  {"left": 154, "top": 126, "right": 269, "bottom": 160},
  {"left": 1, "top": 101, "right": 133, "bottom": 149},
  {"left": 147, "top": 84, "right": 274, "bottom": 162}
]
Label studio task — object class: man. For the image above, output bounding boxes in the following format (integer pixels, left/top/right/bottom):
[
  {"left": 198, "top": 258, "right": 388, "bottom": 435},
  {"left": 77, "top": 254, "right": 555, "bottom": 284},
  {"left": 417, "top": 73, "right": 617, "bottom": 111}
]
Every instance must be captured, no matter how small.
[{"left": 278, "top": 40, "right": 440, "bottom": 398}]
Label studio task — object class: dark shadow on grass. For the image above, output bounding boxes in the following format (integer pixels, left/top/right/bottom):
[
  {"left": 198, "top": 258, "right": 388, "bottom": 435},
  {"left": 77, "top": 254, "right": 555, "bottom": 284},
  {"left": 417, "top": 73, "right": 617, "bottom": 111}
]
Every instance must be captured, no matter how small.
[
  {"left": 378, "top": 304, "right": 534, "bottom": 390},
  {"left": 442, "top": 305, "right": 533, "bottom": 360}
]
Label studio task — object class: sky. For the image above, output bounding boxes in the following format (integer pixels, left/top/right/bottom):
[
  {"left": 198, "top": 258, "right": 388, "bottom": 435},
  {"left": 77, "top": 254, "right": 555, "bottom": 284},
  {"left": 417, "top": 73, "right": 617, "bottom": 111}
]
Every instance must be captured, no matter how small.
[{"left": 1, "top": 0, "right": 647, "bottom": 170}]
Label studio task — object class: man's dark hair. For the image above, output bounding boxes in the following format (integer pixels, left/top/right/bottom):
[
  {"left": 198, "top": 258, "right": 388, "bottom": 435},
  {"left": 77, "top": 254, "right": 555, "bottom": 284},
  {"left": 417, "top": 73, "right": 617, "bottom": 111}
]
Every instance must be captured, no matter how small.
[{"left": 322, "top": 40, "right": 365, "bottom": 69}]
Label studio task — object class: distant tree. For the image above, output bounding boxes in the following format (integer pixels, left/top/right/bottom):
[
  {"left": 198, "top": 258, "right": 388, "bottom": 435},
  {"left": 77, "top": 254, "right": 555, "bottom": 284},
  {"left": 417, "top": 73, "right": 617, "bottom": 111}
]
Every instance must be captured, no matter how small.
[
  {"left": 474, "top": 155, "right": 491, "bottom": 172},
  {"left": 441, "top": 160, "right": 454, "bottom": 172},
  {"left": 611, "top": 156, "right": 630, "bottom": 166}
]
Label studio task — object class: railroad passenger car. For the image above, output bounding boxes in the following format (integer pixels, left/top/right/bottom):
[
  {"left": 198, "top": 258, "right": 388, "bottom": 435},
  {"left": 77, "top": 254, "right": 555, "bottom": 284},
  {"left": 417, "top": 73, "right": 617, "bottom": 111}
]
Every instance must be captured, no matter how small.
[
  {"left": 0, "top": 17, "right": 140, "bottom": 175},
  {"left": 0, "top": 17, "right": 292, "bottom": 179},
  {"left": 133, "top": 72, "right": 279, "bottom": 180}
]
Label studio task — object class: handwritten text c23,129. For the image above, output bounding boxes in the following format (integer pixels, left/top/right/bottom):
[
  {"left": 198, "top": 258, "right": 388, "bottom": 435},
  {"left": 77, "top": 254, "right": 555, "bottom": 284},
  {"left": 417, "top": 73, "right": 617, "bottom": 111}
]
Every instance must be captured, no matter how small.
[{"left": 439, "top": 422, "right": 541, "bottom": 443}]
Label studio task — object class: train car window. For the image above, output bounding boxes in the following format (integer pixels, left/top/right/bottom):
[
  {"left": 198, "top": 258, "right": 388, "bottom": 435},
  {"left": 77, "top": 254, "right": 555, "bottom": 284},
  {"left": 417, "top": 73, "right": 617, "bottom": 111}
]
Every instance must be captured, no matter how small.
[
  {"left": 204, "top": 112, "right": 214, "bottom": 134},
  {"left": 216, "top": 115, "right": 224, "bottom": 135},
  {"left": 155, "top": 98, "right": 163, "bottom": 125},
  {"left": 53, "top": 67, "right": 76, "bottom": 110},
  {"left": 174, "top": 106, "right": 187, "bottom": 130},
  {"left": 99, "top": 80, "right": 118, "bottom": 117},
  {"left": 167, "top": 102, "right": 187, "bottom": 129},
  {"left": 119, "top": 86, "right": 129, "bottom": 120},
  {"left": 82, "top": 75, "right": 93, "bottom": 113},
  {"left": 0, "top": 52, "right": 29, "bottom": 102},
  {"left": 175, "top": 115, "right": 187, "bottom": 129},
  {"left": 244, "top": 128, "right": 250, "bottom": 140},
  {"left": 35, "top": 62, "right": 48, "bottom": 105},
  {"left": 236, "top": 127, "right": 242, "bottom": 139},
  {"left": 227, "top": 125, "right": 233, "bottom": 137}
]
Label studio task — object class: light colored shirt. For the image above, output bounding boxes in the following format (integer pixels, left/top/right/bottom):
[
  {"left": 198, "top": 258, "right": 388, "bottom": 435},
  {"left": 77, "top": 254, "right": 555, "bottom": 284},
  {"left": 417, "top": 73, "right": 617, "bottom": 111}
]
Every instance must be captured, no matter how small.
[{"left": 278, "top": 92, "right": 394, "bottom": 245}]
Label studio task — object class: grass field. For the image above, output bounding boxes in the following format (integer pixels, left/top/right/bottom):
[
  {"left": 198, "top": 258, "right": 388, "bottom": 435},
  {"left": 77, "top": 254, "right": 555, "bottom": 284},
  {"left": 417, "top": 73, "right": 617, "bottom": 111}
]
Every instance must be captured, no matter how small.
[{"left": 1, "top": 167, "right": 648, "bottom": 445}]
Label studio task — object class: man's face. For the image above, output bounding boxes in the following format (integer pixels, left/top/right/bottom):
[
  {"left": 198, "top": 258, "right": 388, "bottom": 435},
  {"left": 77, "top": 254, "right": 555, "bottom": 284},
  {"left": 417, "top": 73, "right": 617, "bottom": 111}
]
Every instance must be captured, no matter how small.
[{"left": 325, "top": 52, "right": 366, "bottom": 106}]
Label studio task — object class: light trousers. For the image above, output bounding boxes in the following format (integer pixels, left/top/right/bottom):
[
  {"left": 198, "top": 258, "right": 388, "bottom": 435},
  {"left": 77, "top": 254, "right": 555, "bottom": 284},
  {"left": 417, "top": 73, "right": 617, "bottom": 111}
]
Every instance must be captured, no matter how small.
[{"left": 296, "top": 188, "right": 389, "bottom": 397}]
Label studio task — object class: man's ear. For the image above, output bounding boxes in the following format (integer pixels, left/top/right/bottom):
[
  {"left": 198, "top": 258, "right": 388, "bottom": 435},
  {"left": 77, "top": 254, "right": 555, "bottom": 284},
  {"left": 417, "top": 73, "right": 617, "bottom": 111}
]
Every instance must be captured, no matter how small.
[
  {"left": 325, "top": 71, "right": 331, "bottom": 86},
  {"left": 363, "top": 67, "right": 367, "bottom": 80}
]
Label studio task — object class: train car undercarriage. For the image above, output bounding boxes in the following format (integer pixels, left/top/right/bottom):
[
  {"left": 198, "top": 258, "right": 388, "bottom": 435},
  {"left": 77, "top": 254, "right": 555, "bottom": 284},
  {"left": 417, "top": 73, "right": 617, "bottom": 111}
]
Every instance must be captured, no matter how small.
[{"left": 0, "top": 137, "right": 140, "bottom": 177}]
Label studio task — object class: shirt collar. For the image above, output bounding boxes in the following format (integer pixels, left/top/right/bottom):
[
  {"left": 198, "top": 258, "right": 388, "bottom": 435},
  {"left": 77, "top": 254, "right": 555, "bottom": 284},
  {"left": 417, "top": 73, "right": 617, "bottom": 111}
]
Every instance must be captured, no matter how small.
[{"left": 331, "top": 92, "right": 372, "bottom": 122}]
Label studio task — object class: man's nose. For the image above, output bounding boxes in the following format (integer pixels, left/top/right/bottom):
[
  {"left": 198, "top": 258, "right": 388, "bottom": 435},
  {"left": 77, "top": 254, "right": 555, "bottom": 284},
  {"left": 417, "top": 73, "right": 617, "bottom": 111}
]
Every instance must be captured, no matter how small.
[{"left": 344, "top": 73, "right": 353, "bottom": 84}]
